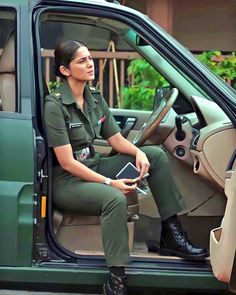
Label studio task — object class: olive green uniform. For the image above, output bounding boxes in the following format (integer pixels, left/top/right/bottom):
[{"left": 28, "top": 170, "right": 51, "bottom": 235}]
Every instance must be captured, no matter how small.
[{"left": 44, "top": 81, "right": 185, "bottom": 266}]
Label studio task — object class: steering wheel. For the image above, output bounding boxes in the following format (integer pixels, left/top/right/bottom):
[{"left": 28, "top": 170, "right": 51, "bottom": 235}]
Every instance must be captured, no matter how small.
[{"left": 133, "top": 88, "right": 179, "bottom": 146}]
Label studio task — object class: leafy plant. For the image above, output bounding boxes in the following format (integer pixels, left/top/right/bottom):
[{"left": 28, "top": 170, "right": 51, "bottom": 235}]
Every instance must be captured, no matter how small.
[
  {"left": 122, "top": 59, "right": 169, "bottom": 110},
  {"left": 48, "top": 52, "right": 236, "bottom": 111},
  {"left": 123, "top": 52, "right": 236, "bottom": 111},
  {"left": 48, "top": 81, "right": 61, "bottom": 92},
  {"left": 198, "top": 51, "right": 236, "bottom": 86}
]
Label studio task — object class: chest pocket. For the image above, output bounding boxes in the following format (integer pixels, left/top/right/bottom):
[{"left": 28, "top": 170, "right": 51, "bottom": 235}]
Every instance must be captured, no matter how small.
[{"left": 67, "top": 121, "right": 87, "bottom": 144}]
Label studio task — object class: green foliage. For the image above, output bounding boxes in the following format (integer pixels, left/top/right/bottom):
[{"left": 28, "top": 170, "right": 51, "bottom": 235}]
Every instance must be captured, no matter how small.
[
  {"left": 122, "top": 59, "right": 169, "bottom": 110},
  {"left": 48, "top": 52, "right": 236, "bottom": 111},
  {"left": 198, "top": 51, "right": 236, "bottom": 84},
  {"left": 127, "top": 58, "right": 169, "bottom": 89},
  {"left": 123, "top": 52, "right": 236, "bottom": 110},
  {"left": 123, "top": 86, "right": 155, "bottom": 110},
  {"left": 48, "top": 81, "right": 61, "bottom": 92}
]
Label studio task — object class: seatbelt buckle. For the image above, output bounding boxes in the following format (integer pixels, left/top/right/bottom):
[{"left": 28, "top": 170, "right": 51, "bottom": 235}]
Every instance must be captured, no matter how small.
[
  {"left": 73, "top": 145, "right": 95, "bottom": 162},
  {"left": 74, "top": 147, "right": 90, "bottom": 161}
]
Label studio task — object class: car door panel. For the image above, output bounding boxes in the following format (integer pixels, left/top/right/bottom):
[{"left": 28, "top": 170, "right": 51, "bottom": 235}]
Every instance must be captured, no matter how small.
[
  {"left": 94, "top": 109, "right": 151, "bottom": 155},
  {"left": 230, "top": 252, "right": 236, "bottom": 292},
  {"left": 210, "top": 149, "right": 236, "bottom": 283},
  {"left": 0, "top": 114, "right": 34, "bottom": 266},
  {"left": 94, "top": 108, "right": 178, "bottom": 156}
]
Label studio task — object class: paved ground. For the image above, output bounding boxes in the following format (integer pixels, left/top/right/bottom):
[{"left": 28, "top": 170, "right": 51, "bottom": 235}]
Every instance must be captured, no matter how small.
[
  {"left": 0, "top": 292, "right": 99, "bottom": 295},
  {"left": 0, "top": 290, "right": 233, "bottom": 295}
]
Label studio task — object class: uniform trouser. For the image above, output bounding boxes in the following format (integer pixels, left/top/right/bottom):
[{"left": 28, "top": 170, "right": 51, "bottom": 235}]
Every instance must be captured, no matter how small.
[{"left": 53, "top": 146, "right": 185, "bottom": 267}]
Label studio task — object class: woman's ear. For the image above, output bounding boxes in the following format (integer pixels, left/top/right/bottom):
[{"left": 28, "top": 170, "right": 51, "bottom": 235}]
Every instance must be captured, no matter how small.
[{"left": 59, "top": 65, "right": 70, "bottom": 77}]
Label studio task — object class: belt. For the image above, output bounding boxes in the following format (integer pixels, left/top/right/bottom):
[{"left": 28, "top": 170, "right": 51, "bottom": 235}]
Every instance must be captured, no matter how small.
[{"left": 73, "top": 145, "right": 95, "bottom": 162}]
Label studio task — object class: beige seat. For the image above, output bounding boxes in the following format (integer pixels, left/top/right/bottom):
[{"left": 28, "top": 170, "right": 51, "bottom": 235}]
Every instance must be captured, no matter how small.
[
  {"left": 0, "top": 33, "right": 16, "bottom": 112},
  {"left": 54, "top": 192, "right": 139, "bottom": 252}
]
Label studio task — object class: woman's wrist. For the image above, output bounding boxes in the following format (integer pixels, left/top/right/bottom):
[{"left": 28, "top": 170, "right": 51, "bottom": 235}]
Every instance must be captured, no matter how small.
[
  {"left": 110, "top": 179, "right": 115, "bottom": 186},
  {"left": 135, "top": 148, "right": 143, "bottom": 156}
]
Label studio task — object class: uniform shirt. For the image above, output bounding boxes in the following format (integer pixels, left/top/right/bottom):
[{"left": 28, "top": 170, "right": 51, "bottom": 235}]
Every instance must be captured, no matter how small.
[{"left": 44, "top": 80, "right": 120, "bottom": 166}]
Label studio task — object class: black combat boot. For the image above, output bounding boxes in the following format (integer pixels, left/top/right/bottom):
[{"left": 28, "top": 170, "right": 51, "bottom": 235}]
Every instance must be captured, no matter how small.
[
  {"left": 103, "top": 272, "right": 128, "bottom": 295},
  {"left": 160, "top": 217, "right": 209, "bottom": 260}
]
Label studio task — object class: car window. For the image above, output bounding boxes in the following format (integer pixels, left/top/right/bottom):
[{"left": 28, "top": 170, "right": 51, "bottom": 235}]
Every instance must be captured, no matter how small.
[
  {"left": 0, "top": 8, "right": 16, "bottom": 112},
  {"left": 39, "top": 13, "right": 172, "bottom": 112},
  {"left": 38, "top": 11, "right": 210, "bottom": 115}
]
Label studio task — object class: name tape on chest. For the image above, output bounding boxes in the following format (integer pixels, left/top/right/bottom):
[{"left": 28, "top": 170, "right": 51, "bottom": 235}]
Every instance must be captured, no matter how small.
[{"left": 68, "top": 122, "right": 83, "bottom": 129}]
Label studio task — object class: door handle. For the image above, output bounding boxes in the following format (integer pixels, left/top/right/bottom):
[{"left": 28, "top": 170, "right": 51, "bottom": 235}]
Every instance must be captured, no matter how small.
[
  {"left": 120, "top": 117, "right": 136, "bottom": 138},
  {"left": 109, "top": 117, "right": 136, "bottom": 156}
]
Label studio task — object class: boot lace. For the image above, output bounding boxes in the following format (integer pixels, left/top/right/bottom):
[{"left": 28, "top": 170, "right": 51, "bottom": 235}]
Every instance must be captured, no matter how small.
[
  {"left": 106, "top": 273, "right": 127, "bottom": 295},
  {"left": 172, "top": 219, "right": 190, "bottom": 245}
]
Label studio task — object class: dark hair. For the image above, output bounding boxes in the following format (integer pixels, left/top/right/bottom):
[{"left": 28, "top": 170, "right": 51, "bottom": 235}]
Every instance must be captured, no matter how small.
[{"left": 54, "top": 39, "right": 87, "bottom": 78}]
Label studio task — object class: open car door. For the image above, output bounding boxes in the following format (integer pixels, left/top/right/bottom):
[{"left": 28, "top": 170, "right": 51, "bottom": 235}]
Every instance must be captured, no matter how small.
[
  {"left": 231, "top": 257, "right": 236, "bottom": 293},
  {"left": 210, "top": 149, "right": 236, "bottom": 293}
]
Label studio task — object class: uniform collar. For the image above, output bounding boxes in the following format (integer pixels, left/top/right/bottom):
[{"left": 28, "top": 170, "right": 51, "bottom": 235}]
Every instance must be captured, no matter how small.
[
  {"left": 84, "top": 85, "right": 98, "bottom": 111},
  {"left": 58, "top": 80, "right": 98, "bottom": 110}
]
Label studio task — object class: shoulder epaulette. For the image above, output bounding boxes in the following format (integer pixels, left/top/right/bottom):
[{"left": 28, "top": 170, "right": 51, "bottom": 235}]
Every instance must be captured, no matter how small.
[
  {"left": 89, "top": 86, "right": 101, "bottom": 94},
  {"left": 54, "top": 92, "right": 61, "bottom": 98},
  {"left": 47, "top": 92, "right": 62, "bottom": 101},
  {"left": 45, "top": 91, "right": 62, "bottom": 102}
]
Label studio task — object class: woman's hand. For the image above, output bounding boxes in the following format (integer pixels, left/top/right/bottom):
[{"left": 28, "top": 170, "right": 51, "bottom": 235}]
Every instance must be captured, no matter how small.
[
  {"left": 111, "top": 178, "right": 138, "bottom": 194},
  {"left": 135, "top": 149, "right": 150, "bottom": 178}
]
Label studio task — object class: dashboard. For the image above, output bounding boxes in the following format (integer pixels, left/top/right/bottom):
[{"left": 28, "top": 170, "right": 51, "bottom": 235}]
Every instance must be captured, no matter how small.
[{"left": 163, "top": 95, "right": 236, "bottom": 189}]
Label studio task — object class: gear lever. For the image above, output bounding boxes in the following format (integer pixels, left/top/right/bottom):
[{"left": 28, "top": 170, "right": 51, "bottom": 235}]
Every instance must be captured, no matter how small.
[{"left": 175, "top": 115, "right": 186, "bottom": 141}]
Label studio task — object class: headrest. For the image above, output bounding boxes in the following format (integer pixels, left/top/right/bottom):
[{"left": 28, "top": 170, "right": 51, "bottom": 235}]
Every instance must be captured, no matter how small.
[{"left": 0, "top": 33, "right": 15, "bottom": 73}]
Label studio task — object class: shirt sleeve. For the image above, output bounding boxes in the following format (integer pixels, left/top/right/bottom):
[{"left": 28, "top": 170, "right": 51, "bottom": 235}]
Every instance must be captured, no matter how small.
[
  {"left": 44, "top": 98, "right": 70, "bottom": 147},
  {"left": 100, "top": 97, "right": 121, "bottom": 139}
]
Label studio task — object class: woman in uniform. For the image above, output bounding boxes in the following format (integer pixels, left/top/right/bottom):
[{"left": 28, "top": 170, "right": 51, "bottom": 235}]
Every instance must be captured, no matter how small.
[{"left": 44, "top": 40, "right": 208, "bottom": 295}]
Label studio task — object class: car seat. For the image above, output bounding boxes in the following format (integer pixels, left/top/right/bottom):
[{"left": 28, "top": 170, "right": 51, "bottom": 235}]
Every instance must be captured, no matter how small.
[
  {"left": 0, "top": 32, "right": 15, "bottom": 112},
  {"left": 54, "top": 192, "right": 139, "bottom": 252}
]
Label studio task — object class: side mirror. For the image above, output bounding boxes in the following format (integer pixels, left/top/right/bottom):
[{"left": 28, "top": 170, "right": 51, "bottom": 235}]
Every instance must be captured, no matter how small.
[{"left": 153, "top": 86, "right": 171, "bottom": 109}]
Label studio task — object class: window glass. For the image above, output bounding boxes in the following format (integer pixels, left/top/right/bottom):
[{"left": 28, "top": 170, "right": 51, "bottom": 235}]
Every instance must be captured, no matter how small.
[
  {"left": 40, "top": 14, "right": 168, "bottom": 111},
  {"left": 0, "top": 8, "right": 16, "bottom": 112}
]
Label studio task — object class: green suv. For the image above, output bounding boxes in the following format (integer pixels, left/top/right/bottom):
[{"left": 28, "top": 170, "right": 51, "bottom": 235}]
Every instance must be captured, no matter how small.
[{"left": 0, "top": 0, "right": 235, "bottom": 293}]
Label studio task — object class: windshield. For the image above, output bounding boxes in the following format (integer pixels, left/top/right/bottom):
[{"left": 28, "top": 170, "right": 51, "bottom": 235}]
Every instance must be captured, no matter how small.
[{"left": 145, "top": 15, "right": 236, "bottom": 103}]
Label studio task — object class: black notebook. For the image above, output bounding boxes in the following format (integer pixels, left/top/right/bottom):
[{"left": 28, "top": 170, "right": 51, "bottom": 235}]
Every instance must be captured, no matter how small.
[
  {"left": 116, "top": 162, "right": 140, "bottom": 180},
  {"left": 116, "top": 162, "right": 149, "bottom": 195}
]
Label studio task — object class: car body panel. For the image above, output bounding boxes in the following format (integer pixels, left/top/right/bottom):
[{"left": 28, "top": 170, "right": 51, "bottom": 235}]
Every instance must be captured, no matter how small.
[
  {"left": 0, "top": 264, "right": 227, "bottom": 291},
  {"left": 0, "top": 115, "right": 34, "bottom": 266}
]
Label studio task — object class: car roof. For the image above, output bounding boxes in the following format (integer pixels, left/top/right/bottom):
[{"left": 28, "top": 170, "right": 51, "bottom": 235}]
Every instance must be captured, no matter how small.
[
  {"left": 1, "top": 0, "right": 118, "bottom": 7},
  {"left": 1, "top": 0, "right": 140, "bottom": 19}
]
